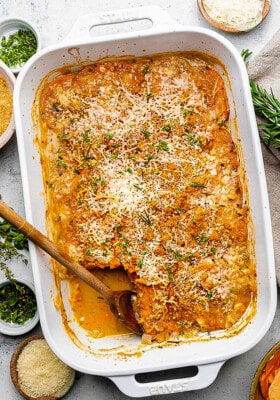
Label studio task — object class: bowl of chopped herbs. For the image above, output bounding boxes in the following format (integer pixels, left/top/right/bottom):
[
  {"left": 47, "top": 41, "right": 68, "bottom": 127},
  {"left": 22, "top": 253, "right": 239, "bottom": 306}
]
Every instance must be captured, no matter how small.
[
  {"left": 0, "top": 277, "right": 39, "bottom": 335},
  {"left": 0, "top": 202, "right": 39, "bottom": 335},
  {"left": 0, "top": 18, "right": 41, "bottom": 74}
]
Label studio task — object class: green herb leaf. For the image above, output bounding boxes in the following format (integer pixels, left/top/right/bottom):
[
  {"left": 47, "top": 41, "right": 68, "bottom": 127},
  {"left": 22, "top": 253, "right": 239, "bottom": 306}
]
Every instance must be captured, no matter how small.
[
  {"left": 157, "top": 141, "right": 169, "bottom": 152},
  {"left": 190, "top": 182, "right": 207, "bottom": 188},
  {"left": 137, "top": 210, "right": 152, "bottom": 226}
]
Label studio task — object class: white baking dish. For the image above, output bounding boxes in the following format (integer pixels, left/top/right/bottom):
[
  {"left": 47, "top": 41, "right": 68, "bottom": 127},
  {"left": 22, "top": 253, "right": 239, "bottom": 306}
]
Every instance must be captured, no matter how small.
[{"left": 13, "top": 6, "right": 277, "bottom": 397}]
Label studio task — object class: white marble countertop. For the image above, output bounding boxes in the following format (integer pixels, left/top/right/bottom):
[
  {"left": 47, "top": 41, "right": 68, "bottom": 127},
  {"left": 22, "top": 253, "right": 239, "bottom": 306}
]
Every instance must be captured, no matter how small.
[{"left": 1, "top": 1, "right": 280, "bottom": 399}]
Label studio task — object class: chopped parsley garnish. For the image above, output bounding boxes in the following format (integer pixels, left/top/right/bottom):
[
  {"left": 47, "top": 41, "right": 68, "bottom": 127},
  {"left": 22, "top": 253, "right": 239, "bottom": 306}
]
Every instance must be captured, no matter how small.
[
  {"left": 0, "top": 29, "right": 37, "bottom": 68},
  {"left": 157, "top": 141, "right": 169, "bottom": 152}
]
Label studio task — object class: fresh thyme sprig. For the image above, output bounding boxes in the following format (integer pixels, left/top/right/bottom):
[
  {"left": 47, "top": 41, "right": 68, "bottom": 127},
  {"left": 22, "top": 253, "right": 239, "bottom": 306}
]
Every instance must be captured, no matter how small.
[
  {"left": 241, "top": 49, "right": 280, "bottom": 150},
  {"left": 0, "top": 197, "right": 28, "bottom": 279}
]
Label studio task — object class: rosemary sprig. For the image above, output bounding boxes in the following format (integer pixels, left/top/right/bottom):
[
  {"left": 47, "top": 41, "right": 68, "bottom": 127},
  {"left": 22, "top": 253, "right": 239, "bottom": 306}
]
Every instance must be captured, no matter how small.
[
  {"left": 241, "top": 49, "right": 252, "bottom": 66},
  {"left": 249, "top": 81, "right": 280, "bottom": 149},
  {"left": 241, "top": 49, "right": 280, "bottom": 150}
]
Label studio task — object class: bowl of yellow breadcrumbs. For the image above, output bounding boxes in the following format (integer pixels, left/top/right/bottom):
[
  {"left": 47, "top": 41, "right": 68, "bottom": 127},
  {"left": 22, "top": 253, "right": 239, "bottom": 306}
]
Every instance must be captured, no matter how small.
[{"left": 0, "top": 59, "right": 15, "bottom": 149}]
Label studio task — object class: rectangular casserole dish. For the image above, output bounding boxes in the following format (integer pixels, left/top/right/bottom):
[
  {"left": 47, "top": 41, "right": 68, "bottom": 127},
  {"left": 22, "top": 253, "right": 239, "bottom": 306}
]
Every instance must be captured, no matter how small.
[{"left": 13, "top": 6, "right": 277, "bottom": 397}]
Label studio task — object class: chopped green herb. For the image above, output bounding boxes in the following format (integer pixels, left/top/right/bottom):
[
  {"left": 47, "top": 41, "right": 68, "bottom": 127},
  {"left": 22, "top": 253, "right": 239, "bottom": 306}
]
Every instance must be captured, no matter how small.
[
  {"left": 195, "top": 234, "right": 209, "bottom": 244},
  {"left": 137, "top": 210, "right": 152, "bottom": 226},
  {"left": 133, "top": 184, "right": 142, "bottom": 191},
  {"left": 187, "top": 132, "right": 203, "bottom": 147},
  {"left": 173, "top": 251, "right": 184, "bottom": 261},
  {"left": 0, "top": 29, "right": 37, "bottom": 68},
  {"left": 111, "top": 151, "right": 119, "bottom": 159},
  {"left": 190, "top": 182, "right": 207, "bottom": 188},
  {"left": 157, "top": 141, "right": 169, "bottom": 151},
  {"left": 142, "top": 129, "right": 151, "bottom": 137},
  {"left": 106, "top": 132, "right": 114, "bottom": 140},
  {"left": 83, "top": 129, "right": 91, "bottom": 143},
  {"left": 53, "top": 103, "right": 61, "bottom": 112},
  {"left": 56, "top": 157, "right": 67, "bottom": 169},
  {"left": 142, "top": 64, "right": 150, "bottom": 74},
  {"left": 86, "top": 248, "right": 92, "bottom": 256},
  {"left": 146, "top": 93, "right": 152, "bottom": 103}
]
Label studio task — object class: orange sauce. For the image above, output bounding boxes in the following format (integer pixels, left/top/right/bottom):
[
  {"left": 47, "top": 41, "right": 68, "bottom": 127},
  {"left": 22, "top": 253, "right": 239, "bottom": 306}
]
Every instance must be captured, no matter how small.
[{"left": 68, "top": 268, "right": 134, "bottom": 337}]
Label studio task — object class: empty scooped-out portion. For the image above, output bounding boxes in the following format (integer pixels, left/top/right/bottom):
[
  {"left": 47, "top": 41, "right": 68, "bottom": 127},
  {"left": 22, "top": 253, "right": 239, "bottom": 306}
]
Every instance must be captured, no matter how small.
[{"left": 34, "top": 52, "right": 257, "bottom": 342}]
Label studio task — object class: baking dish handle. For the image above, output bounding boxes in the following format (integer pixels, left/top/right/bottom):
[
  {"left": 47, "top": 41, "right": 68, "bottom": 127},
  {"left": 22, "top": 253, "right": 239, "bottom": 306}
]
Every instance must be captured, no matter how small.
[
  {"left": 108, "top": 361, "right": 225, "bottom": 397},
  {"left": 63, "top": 5, "right": 181, "bottom": 42}
]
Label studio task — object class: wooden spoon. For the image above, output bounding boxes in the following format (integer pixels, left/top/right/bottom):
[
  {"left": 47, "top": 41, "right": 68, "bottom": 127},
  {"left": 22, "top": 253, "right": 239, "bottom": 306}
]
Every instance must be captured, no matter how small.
[
  {"left": 0, "top": 200, "right": 143, "bottom": 335},
  {"left": 197, "top": 0, "right": 271, "bottom": 33}
]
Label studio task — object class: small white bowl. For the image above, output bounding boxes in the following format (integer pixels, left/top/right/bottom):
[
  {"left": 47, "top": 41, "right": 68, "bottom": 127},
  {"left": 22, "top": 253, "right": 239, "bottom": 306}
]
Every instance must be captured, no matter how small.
[
  {"left": 0, "top": 59, "right": 15, "bottom": 149},
  {"left": 0, "top": 278, "right": 39, "bottom": 336},
  {"left": 0, "top": 18, "right": 41, "bottom": 74}
]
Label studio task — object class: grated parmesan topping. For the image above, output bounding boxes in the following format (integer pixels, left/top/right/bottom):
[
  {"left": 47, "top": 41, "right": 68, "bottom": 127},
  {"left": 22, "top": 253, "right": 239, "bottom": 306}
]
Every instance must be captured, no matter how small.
[
  {"left": 203, "top": 0, "right": 264, "bottom": 30},
  {"left": 37, "top": 53, "right": 257, "bottom": 342}
]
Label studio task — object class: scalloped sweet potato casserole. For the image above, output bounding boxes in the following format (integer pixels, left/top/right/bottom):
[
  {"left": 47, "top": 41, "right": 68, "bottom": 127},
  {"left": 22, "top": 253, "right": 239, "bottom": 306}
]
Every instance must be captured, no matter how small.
[{"left": 36, "top": 52, "right": 257, "bottom": 342}]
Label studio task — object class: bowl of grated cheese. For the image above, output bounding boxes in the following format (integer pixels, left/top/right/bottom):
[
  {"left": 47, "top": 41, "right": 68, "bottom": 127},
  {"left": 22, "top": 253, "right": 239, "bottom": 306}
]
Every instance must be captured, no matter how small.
[
  {"left": 10, "top": 334, "right": 76, "bottom": 399},
  {"left": 197, "top": 0, "right": 271, "bottom": 33}
]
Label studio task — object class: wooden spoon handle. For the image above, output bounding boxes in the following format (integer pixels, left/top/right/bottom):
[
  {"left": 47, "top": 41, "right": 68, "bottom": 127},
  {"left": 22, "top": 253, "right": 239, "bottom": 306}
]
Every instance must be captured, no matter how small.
[{"left": 0, "top": 200, "right": 114, "bottom": 303}]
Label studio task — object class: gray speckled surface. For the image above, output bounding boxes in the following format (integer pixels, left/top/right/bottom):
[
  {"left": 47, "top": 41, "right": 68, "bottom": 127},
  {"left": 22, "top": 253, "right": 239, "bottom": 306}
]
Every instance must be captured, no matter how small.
[{"left": 1, "top": 1, "right": 280, "bottom": 399}]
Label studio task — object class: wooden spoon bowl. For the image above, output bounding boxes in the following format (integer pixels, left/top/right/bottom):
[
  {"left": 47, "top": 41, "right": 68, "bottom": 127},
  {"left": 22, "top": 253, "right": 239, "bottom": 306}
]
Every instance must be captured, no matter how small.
[
  {"left": 0, "top": 200, "right": 143, "bottom": 335},
  {"left": 197, "top": 0, "right": 271, "bottom": 33}
]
